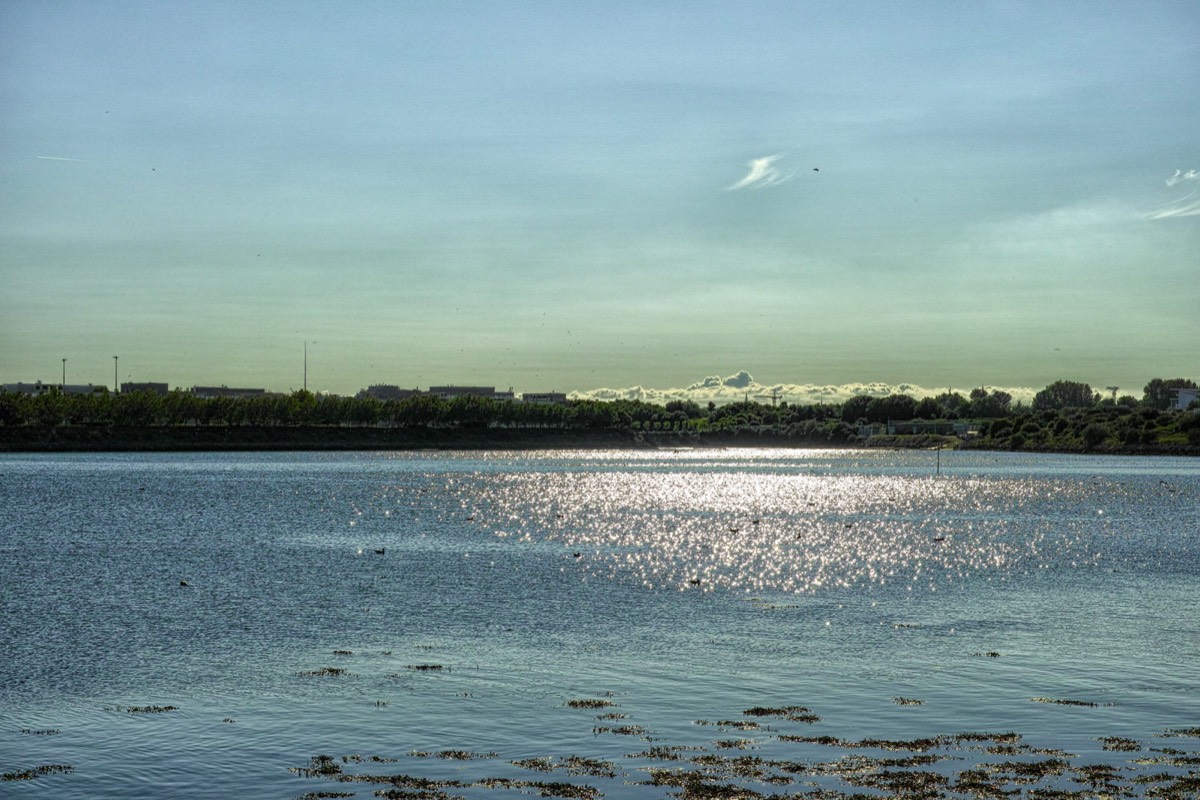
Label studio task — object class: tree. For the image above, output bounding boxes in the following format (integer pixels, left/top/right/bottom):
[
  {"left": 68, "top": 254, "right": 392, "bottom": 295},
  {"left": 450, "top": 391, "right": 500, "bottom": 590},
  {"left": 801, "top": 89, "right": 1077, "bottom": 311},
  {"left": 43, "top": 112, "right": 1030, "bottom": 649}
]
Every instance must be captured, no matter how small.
[
  {"left": 968, "top": 389, "right": 1013, "bottom": 418},
  {"left": 866, "top": 394, "right": 916, "bottom": 423},
  {"left": 1033, "top": 380, "right": 1095, "bottom": 410},
  {"left": 448, "top": 395, "right": 494, "bottom": 428},
  {"left": 0, "top": 391, "right": 33, "bottom": 426},
  {"left": 933, "top": 392, "right": 968, "bottom": 419},
  {"left": 665, "top": 399, "right": 704, "bottom": 419},
  {"left": 1081, "top": 422, "right": 1108, "bottom": 450},
  {"left": 840, "top": 395, "right": 873, "bottom": 423},
  {"left": 569, "top": 400, "right": 618, "bottom": 429},
  {"left": 1142, "top": 378, "right": 1198, "bottom": 411},
  {"left": 913, "top": 397, "right": 941, "bottom": 419}
]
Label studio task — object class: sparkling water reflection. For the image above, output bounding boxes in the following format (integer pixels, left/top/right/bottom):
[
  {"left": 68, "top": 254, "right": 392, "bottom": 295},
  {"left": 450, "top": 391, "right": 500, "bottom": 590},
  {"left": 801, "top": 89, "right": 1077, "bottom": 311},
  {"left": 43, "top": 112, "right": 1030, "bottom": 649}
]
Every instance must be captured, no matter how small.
[{"left": 1, "top": 449, "right": 1197, "bottom": 798}]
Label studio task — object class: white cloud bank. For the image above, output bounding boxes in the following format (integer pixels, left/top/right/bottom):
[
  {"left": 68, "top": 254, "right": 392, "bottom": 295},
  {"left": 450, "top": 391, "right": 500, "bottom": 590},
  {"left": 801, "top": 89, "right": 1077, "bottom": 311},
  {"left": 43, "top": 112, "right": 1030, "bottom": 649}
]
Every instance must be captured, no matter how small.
[
  {"left": 569, "top": 371, "right": 1038, "bottom": 407},
  {"left": 726, "top": 153, "right": 792, "bottom": 190}
]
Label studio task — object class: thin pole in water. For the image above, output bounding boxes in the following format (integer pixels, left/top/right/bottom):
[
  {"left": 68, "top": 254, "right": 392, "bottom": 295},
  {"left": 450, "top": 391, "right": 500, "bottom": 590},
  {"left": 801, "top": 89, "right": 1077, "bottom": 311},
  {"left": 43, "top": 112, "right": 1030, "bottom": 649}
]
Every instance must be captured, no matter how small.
[{"left": 936, "top": 444, "right": 941, "bottom": 476}]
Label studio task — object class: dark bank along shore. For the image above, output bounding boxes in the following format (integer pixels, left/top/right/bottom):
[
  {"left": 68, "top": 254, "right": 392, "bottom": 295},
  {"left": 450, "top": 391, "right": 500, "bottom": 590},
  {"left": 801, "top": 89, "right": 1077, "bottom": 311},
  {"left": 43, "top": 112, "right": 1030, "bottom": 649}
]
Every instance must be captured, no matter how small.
[
  {"left": 2, "top": 426, "right": 812, "bottom": 452},
  {"left": 1, "top": 425, "right": 1198, "bottom": 454}
]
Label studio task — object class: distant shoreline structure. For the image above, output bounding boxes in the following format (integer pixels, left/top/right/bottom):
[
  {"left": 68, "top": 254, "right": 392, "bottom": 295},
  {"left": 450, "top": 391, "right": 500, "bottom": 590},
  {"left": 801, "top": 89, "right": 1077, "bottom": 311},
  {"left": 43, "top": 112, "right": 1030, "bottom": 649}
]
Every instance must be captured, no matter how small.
[
  {"left": 1, "top": 425, "right": 1196, "bottom": 456},
  {"left": 3, "top": 376, "right": 1197, "bottom": 454},
  {"left": 6, "top": 371, "right": 1196, "bottom": 411}
]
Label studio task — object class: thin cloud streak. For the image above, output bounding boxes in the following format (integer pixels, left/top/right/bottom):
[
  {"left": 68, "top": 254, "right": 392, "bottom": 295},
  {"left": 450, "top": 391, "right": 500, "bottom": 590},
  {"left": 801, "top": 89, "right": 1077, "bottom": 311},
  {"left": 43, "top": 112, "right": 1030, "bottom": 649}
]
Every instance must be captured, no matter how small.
[
  {"left": 1145, "top": 195, "right": 1200, "bottom": 219},
  {"left": 726, "top": 153, "right": 792, "bottom": 190},
  {"left": 35, "top": 155, "right": 85, "bottom": 162}
]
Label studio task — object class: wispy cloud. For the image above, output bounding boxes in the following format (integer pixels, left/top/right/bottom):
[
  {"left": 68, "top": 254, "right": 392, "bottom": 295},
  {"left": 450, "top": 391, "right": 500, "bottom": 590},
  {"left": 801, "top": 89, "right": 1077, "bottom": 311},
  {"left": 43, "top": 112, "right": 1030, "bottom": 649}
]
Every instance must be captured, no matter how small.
[
  {"left": 1147, "top": 169, "right": 1200, "bottom": 219},
  {"left": 1165, "top": 169, "right": 1199, "bottom": 187},
  {"left": 36, "top": 155, "right": 84, "bottom": 162},
  {"left": 569, "top": 371, "right": 1038, "bottom": 407},
  {"left": 726, "top": 153, "right": 792, "bottom": 190}
]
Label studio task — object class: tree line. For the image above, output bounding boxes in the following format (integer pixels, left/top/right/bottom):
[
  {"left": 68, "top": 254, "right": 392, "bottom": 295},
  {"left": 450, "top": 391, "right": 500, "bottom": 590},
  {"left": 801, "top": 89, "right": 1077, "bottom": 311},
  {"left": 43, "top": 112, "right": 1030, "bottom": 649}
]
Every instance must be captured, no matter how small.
[{"left": 1, "top": 378, "right": 1197, "bottom": 450}]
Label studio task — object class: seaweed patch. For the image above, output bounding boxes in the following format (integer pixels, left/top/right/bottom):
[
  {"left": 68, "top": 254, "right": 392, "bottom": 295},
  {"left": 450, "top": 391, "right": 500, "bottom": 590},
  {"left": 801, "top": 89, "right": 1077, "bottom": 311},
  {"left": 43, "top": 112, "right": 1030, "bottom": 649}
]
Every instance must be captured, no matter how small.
[
  {"left": 298, "top": 668, "right": 352, "bottom": 677},
  {"left": 105, "top": 704, "right": 179, "bottom": 714},
  {"left": 287, "top": 697, "right": 1200, "bottom": 800},
  {"left": 1, "top": 764, "right": 74, "bottom": 782}
]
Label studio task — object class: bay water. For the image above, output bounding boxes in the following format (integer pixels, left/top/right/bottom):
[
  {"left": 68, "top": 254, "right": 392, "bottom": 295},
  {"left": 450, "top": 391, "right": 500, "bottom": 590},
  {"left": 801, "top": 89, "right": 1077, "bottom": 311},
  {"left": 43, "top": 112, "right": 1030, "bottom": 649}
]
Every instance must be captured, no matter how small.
[{"left": 2, "top": 449, "right": 1197, "bottom": 798}]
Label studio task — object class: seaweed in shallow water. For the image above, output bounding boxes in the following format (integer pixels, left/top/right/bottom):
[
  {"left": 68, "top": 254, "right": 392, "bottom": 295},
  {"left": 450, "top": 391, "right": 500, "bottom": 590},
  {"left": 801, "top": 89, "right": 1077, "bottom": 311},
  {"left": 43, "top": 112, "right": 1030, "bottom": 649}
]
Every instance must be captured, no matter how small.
[
  {"left": 1, "top": 764, "right": 74, "bottom": 781},
  {"left": 566, "top": 698, "right": 614, "bottom": 709}
]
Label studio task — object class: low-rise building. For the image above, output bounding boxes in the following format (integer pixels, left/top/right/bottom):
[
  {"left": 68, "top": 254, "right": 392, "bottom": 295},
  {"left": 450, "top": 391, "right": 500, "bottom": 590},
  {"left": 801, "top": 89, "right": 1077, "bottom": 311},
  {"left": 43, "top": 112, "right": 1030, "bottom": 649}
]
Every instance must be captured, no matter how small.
[
  {"left": 522, "top": 392, "right": 569, "bottom": 404},
  {"left": 858, "top": 419, "right": 979, "bottom": 437},
  {"left": 121, "top": 382, "right": 169, "bottom": 396},
  {"left": 1, "top": 381, "right": 96, "bottom": 396},
  {"left": 356, "top": 385, "right": 420, "bottom": 401},
  {"left": 428, "top": 386, "right": 515, "bottom": 401},
  {"left": 189, "top": 385, "right": 266, "bottom": 399},
  {"left": 2, "top": 381, "right": 55, "bottom": 396}
]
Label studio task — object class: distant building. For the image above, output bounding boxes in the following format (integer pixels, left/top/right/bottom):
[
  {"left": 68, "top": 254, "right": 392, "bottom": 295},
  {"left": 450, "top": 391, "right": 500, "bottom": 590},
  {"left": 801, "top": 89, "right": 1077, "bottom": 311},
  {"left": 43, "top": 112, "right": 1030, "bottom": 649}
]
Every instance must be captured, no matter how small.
[
  {"left": 356, "top": 385, "right": 420, "bottom": 401},
  {"left": 2, "top": 381, "right": 55, "bottom": 396},
  {"left": 3, "top": 381, "right": 99, "bottom": 396},
  {"left": 427, "top": 386, "right": 515, "bottom": 401},
  {"left": 888, "top": 420, "right": 958, "bottom": 436},
  {"left": 121, "top": 382, "right": 169, "bottom": 396},
  {"left": 1171, "top": 387, "right": 1199, "bottom": 411},
  {"left": 189, "top": 385, "right": 266, "bottom": 399},
  {"left": 857, "top": 419, "right": 979, "bottom": 438},
  {"left": 522, "top": 392, "right": 569, "bottom": 405}
]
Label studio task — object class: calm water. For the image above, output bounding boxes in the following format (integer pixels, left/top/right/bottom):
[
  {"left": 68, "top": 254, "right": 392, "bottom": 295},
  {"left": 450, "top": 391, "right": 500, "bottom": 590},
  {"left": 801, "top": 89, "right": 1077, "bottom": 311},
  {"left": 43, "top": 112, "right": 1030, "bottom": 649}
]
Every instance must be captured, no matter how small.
[{"left": 2, "top": 449, "right": 1197, "bottom": 798}]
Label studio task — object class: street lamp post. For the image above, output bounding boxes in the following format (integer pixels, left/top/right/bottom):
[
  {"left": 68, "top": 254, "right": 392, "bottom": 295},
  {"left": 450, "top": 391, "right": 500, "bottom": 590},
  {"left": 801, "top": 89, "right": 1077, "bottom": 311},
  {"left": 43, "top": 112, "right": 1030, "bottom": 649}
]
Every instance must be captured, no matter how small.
[
  {"left": 62, "top": 358, "right": 66, "bottom": 390},
  {"left": 114, "top": 356, "right": 119, "bottom": 394},
  {"left": 304, "top": 340, "right": 316, "bottom": 393}
]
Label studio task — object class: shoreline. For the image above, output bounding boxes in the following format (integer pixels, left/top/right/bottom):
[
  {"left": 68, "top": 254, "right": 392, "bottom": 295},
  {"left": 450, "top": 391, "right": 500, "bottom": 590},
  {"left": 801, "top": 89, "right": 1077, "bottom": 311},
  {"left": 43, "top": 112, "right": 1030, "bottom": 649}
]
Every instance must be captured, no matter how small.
[{"left": 1, "top": 424, "right": 1197, "bottom": 456}]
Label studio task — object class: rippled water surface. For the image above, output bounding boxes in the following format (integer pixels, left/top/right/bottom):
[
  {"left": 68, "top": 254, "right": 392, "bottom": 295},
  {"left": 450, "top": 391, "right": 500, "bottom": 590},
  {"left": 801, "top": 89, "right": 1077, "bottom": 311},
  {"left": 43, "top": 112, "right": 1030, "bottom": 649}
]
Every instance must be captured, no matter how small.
[{"left": 2, "top": 449, "right": 1198, "bottom": 798}]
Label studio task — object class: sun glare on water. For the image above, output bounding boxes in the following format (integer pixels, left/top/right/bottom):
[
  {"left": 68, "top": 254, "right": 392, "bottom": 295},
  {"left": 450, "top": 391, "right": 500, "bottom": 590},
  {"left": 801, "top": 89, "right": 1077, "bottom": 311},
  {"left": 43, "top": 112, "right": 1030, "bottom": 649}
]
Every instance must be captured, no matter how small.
[{"left": 477, "top": 456, "right": 1107, "bottom": 596}]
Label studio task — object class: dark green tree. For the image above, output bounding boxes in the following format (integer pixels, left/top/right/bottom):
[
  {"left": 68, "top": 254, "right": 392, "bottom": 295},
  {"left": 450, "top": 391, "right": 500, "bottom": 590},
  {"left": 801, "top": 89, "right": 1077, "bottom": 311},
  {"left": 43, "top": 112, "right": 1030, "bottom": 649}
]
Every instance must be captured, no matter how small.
[
  {"left": 664, "top": 399, "right": 704, "bottom": 419},
  {"left": 934, "top": 392, "right": 968, "bottom": 418},
  {"left": 1081, "top": 422, "right": 1109, "bottom": 450},
  {"left": 967, "top": 389, "right": 1013, "bottom": 418},
  {"left": 1033, "top": 380, "right": 1095, "bottom": 410},
  {"left": 913, "top": 397, "right": 941, "bottom": 419},
  {"left": 840, "top": 395, "right": 873, "bottom": 423},
  {"left": 865, "top": 394, "right": 916, "bottom": 423}
]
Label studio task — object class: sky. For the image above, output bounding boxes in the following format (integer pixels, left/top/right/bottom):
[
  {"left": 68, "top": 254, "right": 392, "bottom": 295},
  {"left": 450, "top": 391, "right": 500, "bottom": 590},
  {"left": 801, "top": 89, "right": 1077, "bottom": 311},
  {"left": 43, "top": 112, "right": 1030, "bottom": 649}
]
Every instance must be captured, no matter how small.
[{"left": 2, "top": 1, "right": 1197, "bottom": 404}]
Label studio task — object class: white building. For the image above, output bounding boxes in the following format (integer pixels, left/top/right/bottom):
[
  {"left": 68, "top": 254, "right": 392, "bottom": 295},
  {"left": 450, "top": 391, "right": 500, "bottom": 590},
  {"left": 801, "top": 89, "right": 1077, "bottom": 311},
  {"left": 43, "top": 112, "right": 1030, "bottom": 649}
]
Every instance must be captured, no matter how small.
[{"left": 1170, "top": 387, "right": 1199, "bottom": 410}]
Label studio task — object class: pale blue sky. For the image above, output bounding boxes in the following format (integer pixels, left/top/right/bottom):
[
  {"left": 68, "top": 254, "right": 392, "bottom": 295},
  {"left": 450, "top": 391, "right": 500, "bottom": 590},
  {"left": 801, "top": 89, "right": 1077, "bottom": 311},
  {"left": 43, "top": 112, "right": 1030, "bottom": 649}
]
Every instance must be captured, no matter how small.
[{"left": 2, "top": 1, "right": 1197, "bottom": 398}]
